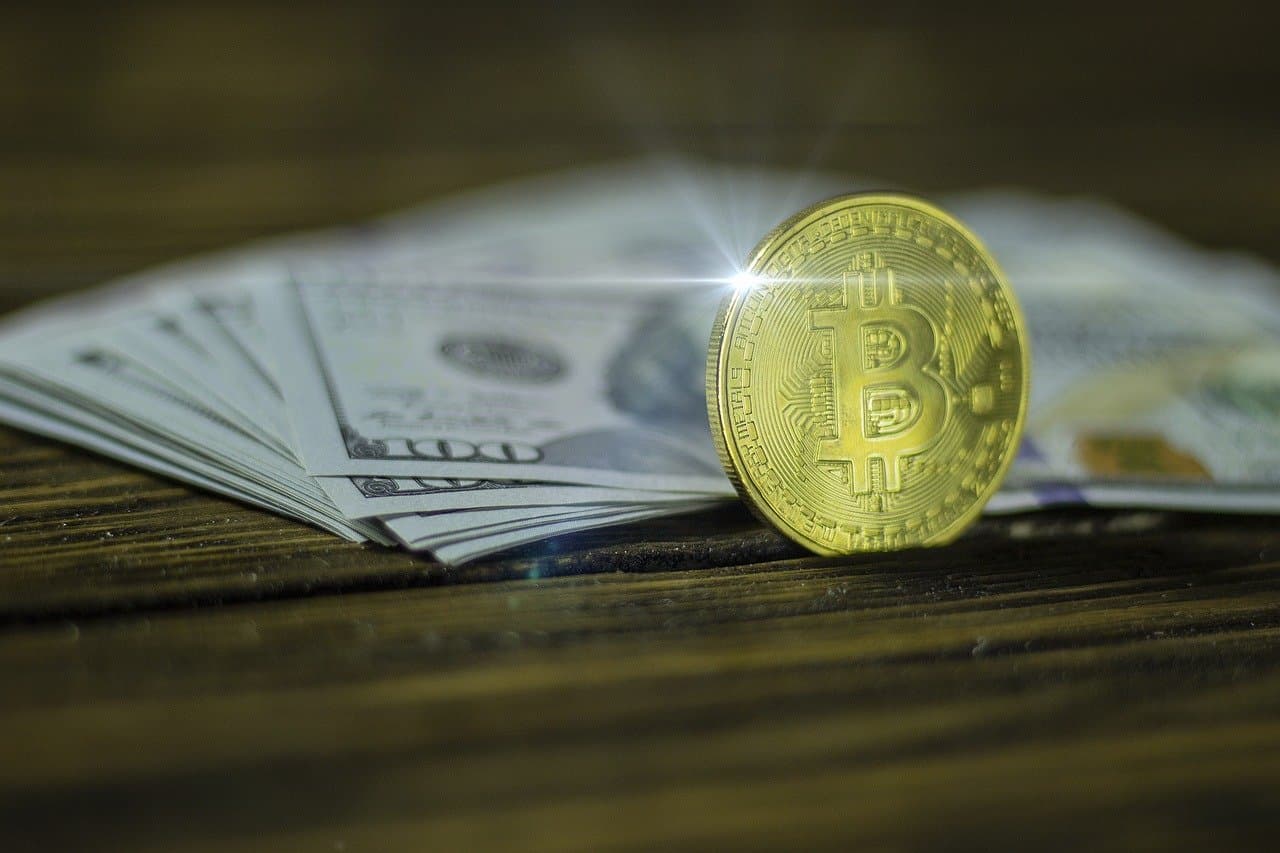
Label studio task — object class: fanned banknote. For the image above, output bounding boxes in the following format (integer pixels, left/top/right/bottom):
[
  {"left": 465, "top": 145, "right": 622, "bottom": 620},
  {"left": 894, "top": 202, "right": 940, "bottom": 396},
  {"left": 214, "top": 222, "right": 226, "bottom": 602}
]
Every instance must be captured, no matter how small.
[{"left": 1, "top": 158, "right": 1278, "bottom": 563}]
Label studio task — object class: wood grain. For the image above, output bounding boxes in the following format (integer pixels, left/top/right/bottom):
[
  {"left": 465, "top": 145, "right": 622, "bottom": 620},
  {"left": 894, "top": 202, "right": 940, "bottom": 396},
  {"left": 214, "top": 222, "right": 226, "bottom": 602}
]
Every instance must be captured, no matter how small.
[
  {"left": 1, "top": 2, "right": 1279, "bottom": 849},
  {"left": 1, "top": 508, "right": 1278, "bottom": 850}
]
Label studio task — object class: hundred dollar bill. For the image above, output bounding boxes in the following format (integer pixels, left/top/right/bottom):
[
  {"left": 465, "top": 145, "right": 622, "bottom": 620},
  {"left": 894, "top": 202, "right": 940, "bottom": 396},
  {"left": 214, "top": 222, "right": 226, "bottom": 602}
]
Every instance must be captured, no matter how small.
[
  {"left": 0, "top": 315, "right": 383, "bottom": 540},
  {"left": 2, "top": 157, "right": 1278, "bottom": 564},
  {"left": 0, "top": 373, "right": 386, "bottom": 543},
  {"left": 336, "top": 164, "right": 1280, "bottom": 516},
  {"left": 318, "top": 474, "right": 710, "bottom": 519},
  {"left": 255, "top": 160, "right": 845, "bottom": 498},
  {"left": 991, "top": 345, "right": 1280, "bottom": 513},
  {"left": 955, "top": 192, "right": 1280, "bottom": 512},
  {"left": 382, "top": 501, "right": 718, "bottom": 564},
  {"left": 260, "top": 271, "right": 736, "bottom": 492},
  {"left": 160, "top": 279, "right": 715, "bottom": 516},
  {"left": 383, "top": 502, "right": 647, "bottom": 545},
  {"left": 613, "top": 184, "right": 1280, "bottom": 516}
]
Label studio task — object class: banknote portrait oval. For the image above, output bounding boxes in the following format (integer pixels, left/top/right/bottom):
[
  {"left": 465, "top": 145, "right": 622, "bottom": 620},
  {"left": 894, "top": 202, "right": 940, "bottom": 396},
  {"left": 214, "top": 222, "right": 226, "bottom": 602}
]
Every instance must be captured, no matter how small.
[{"left": 439, "top": 336, "right": 565, "bottom": 383}]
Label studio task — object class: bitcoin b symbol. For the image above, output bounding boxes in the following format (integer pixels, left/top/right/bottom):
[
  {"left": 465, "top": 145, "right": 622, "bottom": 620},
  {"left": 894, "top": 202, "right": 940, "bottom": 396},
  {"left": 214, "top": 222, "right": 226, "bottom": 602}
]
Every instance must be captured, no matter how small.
[{"left": 811, "top": 253, "right": 948, "bottom": 493}]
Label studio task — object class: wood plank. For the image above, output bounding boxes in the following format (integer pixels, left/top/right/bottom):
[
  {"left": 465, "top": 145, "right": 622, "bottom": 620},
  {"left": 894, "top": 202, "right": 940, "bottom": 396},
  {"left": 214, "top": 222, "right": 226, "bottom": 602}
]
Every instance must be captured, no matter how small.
[{"left": 1, "top": 526, "right": 1277, "bottom": 848}]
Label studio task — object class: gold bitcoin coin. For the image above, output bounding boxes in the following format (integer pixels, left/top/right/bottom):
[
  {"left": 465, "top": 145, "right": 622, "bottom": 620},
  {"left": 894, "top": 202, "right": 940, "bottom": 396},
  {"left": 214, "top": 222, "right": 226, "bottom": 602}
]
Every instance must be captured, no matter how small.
[{"left": 707, "top": 193, "right": 1029, "bottom": 554}]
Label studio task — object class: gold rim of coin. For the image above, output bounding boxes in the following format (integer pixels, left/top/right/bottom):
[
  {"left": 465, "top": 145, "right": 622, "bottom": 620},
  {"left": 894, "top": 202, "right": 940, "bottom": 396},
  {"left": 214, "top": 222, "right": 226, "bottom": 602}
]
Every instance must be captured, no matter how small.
[{"left": 707, "top": 192, "right": 1031, "bottom": 555}]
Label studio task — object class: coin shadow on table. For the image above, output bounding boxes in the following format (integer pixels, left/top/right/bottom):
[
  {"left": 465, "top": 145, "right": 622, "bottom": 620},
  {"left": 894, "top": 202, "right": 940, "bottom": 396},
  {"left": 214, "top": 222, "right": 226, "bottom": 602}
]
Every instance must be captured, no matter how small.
[{"left": 466, "top": 505, "right": 1279, "bottom": 611}]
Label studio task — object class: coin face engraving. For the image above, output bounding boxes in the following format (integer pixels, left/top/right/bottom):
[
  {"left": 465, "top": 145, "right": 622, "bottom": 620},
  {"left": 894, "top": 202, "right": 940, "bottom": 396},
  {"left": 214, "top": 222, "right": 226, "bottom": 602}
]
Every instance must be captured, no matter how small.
[
  {"left": 810, "top": 253, "right": 948, "bottom": 494},
  {"left": 707, "top": 194, "right": 1030, "bottom": 555}
]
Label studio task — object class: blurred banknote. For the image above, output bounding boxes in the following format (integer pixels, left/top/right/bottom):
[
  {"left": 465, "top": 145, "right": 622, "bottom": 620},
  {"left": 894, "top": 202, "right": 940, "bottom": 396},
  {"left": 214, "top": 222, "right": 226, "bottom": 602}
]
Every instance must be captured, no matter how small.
[{"left": 1, "top": 158, "right": 1278, "bottom": 564}]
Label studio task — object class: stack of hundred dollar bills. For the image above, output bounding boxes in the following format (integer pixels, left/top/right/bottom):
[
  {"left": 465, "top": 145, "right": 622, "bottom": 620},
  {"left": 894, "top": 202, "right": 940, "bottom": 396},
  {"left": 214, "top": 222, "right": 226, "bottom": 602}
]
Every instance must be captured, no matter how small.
[{"left": 2, "top": 160, "right": 1278, "bottom": 564}]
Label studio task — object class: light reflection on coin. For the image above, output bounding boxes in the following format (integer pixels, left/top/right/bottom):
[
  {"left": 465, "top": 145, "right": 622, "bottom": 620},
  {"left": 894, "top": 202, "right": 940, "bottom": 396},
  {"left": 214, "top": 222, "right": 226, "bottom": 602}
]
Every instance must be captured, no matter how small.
[{"left": 707, "top": 193, "right": 1030, "bottom": 554}]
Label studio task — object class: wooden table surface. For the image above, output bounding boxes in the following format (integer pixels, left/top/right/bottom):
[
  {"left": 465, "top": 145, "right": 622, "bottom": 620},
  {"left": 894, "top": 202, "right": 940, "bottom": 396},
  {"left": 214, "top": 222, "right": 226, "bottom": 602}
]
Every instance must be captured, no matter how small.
[{"left": 2, "top": 3, "right": 1279, "bottom": 850}]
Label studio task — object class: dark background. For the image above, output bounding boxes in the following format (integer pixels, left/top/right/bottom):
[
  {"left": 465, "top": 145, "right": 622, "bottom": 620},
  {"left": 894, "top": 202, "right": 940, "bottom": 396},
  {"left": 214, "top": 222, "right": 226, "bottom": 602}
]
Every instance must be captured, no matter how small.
[
  {"left": 3, "top": 1, "right": 1278, "bottom": 313},
  {"left": 2, "top": 3, "right": 1280, "bottom": 850}
]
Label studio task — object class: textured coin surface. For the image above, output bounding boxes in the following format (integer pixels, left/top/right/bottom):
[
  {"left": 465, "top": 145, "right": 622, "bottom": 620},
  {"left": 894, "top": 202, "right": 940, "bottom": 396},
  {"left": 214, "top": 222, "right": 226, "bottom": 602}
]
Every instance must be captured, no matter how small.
[{"left": 707, "top": 194, "right": 1029, "bottom": 554}]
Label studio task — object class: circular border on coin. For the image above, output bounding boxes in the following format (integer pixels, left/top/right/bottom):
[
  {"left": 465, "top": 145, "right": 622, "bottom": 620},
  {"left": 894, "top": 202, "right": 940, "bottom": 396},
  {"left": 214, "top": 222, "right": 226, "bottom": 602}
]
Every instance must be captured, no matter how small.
[{"left": 706, "top": 193, "right": 1031, "bottom": 555}]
